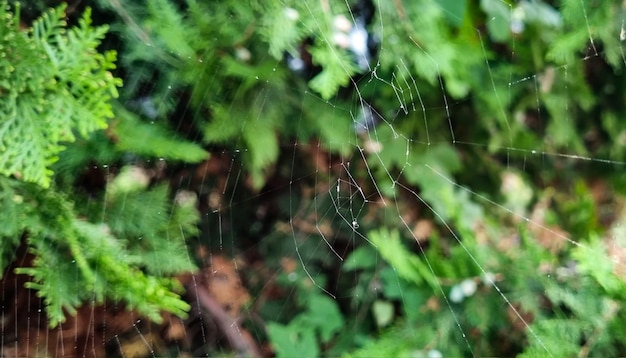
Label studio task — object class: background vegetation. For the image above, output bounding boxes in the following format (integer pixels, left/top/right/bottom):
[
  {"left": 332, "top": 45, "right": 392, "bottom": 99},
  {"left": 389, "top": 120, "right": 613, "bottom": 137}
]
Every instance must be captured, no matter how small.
[{"left": 2, "top": 0, "right": 626, "bottom": 356}]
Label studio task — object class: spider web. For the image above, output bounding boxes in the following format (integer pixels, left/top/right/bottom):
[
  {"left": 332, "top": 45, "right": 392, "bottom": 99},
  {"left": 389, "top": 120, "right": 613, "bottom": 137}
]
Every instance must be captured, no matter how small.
[{"left": 3, "top": 0, "right": 626, "bottom": 357}]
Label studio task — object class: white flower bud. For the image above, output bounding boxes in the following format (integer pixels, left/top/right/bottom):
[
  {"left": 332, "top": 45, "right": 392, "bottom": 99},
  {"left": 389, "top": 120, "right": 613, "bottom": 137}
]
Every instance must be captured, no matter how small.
[
  {"left": 333, "top": 15, "right": 352, "bottom": 33},
  {"left": 427, "top": 349, "right": 443, "bottom": 358},
  {"left": 333, "top": 32, "right": 350, "bottom": 49},
  {"left": 449, "top": 284, "right": 464, "bottom": 303},
  {"left": 460, "top": 279, "right": 477, "bottom": 297},
  {"left": 283, "top": 7, "right": 299, "bottom": 21},
  {"left": 235, "top": 47, "right": 251, "bottom": 62}
]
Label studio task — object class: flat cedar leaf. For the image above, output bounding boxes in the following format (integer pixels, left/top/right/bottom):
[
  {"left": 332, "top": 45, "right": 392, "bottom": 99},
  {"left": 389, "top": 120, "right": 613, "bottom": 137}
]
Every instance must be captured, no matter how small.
[
  {"left": 13, "top": 184, "right": 192, "bottom": 328},
  {"left": 546, "top": 32, "right": 587, "bottom": 65},
  {"left": 100, "top": 257, "right": 190, "bottom": 323},
  {"left": 544, "top": 282, "right": 602, "bottom": 320},
  {"left": 519, "top": 319, "right": 584, "bottom": 358},
  {"left": 167, "top": 192, "right": 201, "bottom": 238},
  {"left": 13, "top": 189, "right": 104, "bottom": 327},
  {"left": 308, "top": 45, "right": 359, "bottom": 100},
  {"left": 145, "top": 0, "right": 195, "bottom": 58},
  {"left": 308, "top": 67, "right": 346, "bottom": 100},
  {"left": 203, "top": 103, "right": 245, "bottom": 143},
  {"left": 141, "top": 233, "right": 197, "bottom": 275},
  {"left": 345, "top": 323, "right": 442, "bottom": 358},
  {"left": 75, "top": 219, "right": 190, "bottom": 322},
  {"left": 0, "top": 3, "right": 121, "bottom": 187},
  {"left": 0, "top": 179, "right": 30, "bottom": 271},
  {"left": 262, "top": 4, "right": 305, "bottom": 59},
  {"left": 17, "top": 239, "right": 83, "bottom": 327},
  {"left": 368, "top": 229, "right": 423, "bottom": 285},
  {"left": 107, "top": 184, "right": 170, "bottom": 238},
  {"left": 243, "top": 120, "right": 279, "bottom": 189},
  {"left": 114, "top": 106, "right": 209, "bottom": 163},
  {"left": 222, "top": 56, "right": 264, "bottom": 91},
  {"left": 543, "top": 94, "right": 586, "bottom": 152},
  {"left": 105, "top": 181, "right": 198, "bottom": 274},
  {"left": 574, "top": 241, "right": 626, "bottom": 296}
]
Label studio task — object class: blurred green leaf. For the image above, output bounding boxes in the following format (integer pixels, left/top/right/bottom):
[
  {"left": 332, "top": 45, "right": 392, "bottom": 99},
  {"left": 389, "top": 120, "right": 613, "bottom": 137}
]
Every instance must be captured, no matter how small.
[
  {"left": 343, "top": 245, "right": 378, "bottom": 271},
  {"left": 372, "top": 300, "right": 394, "bottom": 328}
]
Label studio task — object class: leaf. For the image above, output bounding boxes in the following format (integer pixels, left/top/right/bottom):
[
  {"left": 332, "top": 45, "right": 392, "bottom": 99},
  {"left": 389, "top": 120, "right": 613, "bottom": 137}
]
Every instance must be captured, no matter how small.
[
  {"left": 519, "top": 319, "right": 585, "bottom": 358},
  {"left": 480, "top": 0, "right": 511, "bottom": 43},
  {"left": 574, "top": 240, "right": 626, "bottom": 297},
  {"left": 243, "top": 119, "right": 279, "bottom": 189},
  {"left": 379, "top": 266, "right": 405, "bottom": 299},
  {"left": 114, "top": 105, "right": 209, "bottom": 163},
  {"left": 520, "top": 1, "right": 562, "bottom": 28},
  {"left": 106, "top": 185, "right": 169, "bottom": 239},
  {"left": 343, "top": 245, "right": 378, "bottom": 271},
  {"left": 372, "top": 300, "right": 394, "bottom": 328},
  {"left": 313, "top": 102, "right": 356, "bottom": 156},
  {"left": 74, "top": 219, "right": 190, "bottom": 323},
  {"left": 144, "top": 0, "right": 195, "bottom": 58},
  {"left": 307, "top": 293, "right": 343, "bottom": 343},
  {"left": 104, "top": 180, "right": 199, "bottom": 275},
  {"left": 308, "top": 45, "right": 359, "bottom": 100},
  {"left": 17, "top": 238, "right": 83, "bottom": 327},
  {"left": 0, "top": 3, "right": 121, "bottom": 187},
  {"left": 267, "top": 321, "right": 319, "bottom": 358},
  {"left": 262, "top": 5, "right": 305, "bottom": 59},
  {"left": 368, "top": 228, "right": 437, "bottom": 289},
  {"left": 436, "top": 0, "right": 467, "bottom": 27},
  {"left": 203, "top": 103, "right": 245, "bottom": 143},
  {"left": 0, "top": 179, "right": 29, "bottom": 270}
]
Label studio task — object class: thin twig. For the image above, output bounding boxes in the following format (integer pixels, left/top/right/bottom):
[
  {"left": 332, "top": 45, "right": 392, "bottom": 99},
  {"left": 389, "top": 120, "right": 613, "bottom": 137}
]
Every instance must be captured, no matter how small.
[{"left": 186, "top": 281, "right": 262, "bottom": 358}]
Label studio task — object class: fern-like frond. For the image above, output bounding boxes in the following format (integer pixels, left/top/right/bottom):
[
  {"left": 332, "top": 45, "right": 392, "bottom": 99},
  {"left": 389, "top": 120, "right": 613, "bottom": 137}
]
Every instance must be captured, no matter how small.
[
  {"left": 0, "top": 2, "right": 121, "bottom": 187},
  {"left": 13, "top": 184, "right": 195, "bottom": 327}
]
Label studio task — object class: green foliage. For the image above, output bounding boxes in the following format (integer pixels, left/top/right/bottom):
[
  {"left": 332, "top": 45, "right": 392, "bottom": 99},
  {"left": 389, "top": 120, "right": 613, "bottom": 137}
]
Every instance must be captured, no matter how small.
[
  {"left": 342, "top": 220, "right": 626, "bottom": 356},
  {"left": 0, "top": 172, "right": 195, "bottom": 327},
  {"left": 2, "top": 171, "right": 197, "bottom": 327},
  {"left": 549, "top": 0, "right": 623, "bottom": 67},
  {"left": 0, "top": 2, "right": 121, "bottom": 187},
  {"left": 90, "top": 0, "right": 626, "bottom": 193},
  {"left": 519, "top": 236, "right": 626, "bottom": 356},
  {"left": 4, "top": 0, "right": 626, "bottom": 355},
  {"left": 59, "top": 0, "right": 626, "bottom": 355},
  {"left": 261, "top": 4, "right": 307, "bottom": 59},
  {"left": 174, "top": 0, "right": 626, "bottom": 354},
  {"left": 113, "top": 104, "right": 209, "bottom": 163},
  {"left": 101, "top": 167, "right": 198, "bottom": 276},
  {"left": 267, "top": 278, "right": 344, "bottom": 358},
  {"left": 0, "top": 2, "right": 200, "bottom": 328},
  {"left": 0, "top": 177, "right": 39, "bottom": 269},
  {"left": 308, "top": 43, "right": 360, "bottom": 100},
  {"left": 368, "top": 228, "right": 435, "bottom": 288},
  {"left": 99, "top": 0, "right": 365, "bottom": 188}
]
